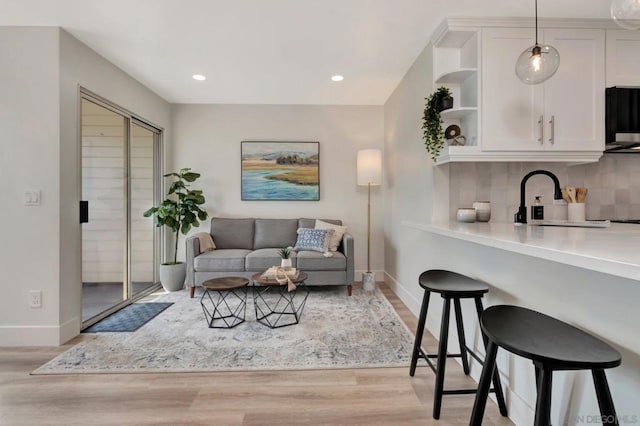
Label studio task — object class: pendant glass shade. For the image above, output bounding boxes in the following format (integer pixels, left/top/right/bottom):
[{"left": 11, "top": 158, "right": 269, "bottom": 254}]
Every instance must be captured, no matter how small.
[
  {"left": 515, "top": 44, "right": 560, "bottom": 85},
  {"left": 611, "top": 0, "right": 640, "bottom": 30}
]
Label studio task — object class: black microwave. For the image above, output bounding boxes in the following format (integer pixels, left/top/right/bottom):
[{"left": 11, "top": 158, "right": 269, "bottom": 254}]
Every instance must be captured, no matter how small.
[{"left": 606, "top": 87, "right": 640, "bottom": 153}]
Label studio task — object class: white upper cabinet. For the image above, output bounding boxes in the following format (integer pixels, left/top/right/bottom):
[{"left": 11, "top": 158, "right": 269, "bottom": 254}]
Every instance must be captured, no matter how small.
[
  {"left": 431, "top": 18, "right": 607, "bottom": 164},
  {"left": 482, "top": 27, "right": 605, "bottom": 153},
  {"left": 606, "top": 30, "right": 640, "bottom": 86},
  {"left": 543, "top": 29, "right": 605, "bottom": 152},
  {"left": 481, "top": 27, "right": 542, "bottom": 151}
]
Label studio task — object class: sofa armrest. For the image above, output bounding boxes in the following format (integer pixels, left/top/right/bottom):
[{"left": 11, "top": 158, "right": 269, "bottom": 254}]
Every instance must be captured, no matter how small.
[
  {"left": 341, "top": 232, "right": 355, "bottom": 284},
  {"left": 185, "top": 236, "right": 201, "bottom": 288}
]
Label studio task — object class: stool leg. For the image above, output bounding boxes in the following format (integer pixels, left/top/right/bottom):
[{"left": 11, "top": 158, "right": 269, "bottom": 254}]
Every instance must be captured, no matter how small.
[
  {"left": 470, "top": 340, "right": 498, "bottom": 426},
  {"left": 433, "top": 296, "right": 451, "bottom": 419},
  {"left": 534, "top": 366, "right": 553, "bottom": 426},
  {"left": 453, "top": 298, "right": 470, "bottom": 375},
  {"left": 475, "top": 297, "right": 508, "bottom": 417},
  {"left": 592, "top": 369, "right": 619, "bottom": 426},
  {"left": 410, "top": 290, "right": 430, "bottom": 376}
]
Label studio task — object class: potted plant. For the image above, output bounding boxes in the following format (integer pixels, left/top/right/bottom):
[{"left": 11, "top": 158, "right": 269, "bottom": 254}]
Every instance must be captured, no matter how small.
[
  {"left": 422, "top": 86, "right": 453, "bottom": 161},
  {"left": 278, "top": 246, "right": 292, "bottom": 269},
  {"left": 143, "top": 168, "right": 208, "bottom": 291}
]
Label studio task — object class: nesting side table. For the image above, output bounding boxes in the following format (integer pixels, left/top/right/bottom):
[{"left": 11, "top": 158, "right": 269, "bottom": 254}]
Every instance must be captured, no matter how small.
[{"left": 200, "top": 276, "right": 249, "bottom": 328}]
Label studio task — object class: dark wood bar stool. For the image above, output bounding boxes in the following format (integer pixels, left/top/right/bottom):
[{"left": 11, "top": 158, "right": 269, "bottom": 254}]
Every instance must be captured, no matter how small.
[
  {"left": 470, "top": 305, "right": 622, "bottom": 426},
  {"left": 409, "top": 270, "right": 508, "bottom": 419}
]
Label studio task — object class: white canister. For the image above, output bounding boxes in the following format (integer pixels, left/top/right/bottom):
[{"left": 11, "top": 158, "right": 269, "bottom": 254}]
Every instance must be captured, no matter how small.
[
  {"left": 567, "top": 203, "right": 586, "bottom": 222},
  {"left": 457, "top": 208, "right": 476, "bottom": 223},
  {"left": 472, "top": 201, "right": 491, "bottom": 222}
]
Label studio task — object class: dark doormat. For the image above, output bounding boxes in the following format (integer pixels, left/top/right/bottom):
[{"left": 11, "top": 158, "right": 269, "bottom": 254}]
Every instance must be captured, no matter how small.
[{"left": 83, "top": 303, "right": 173, "bottom": 332}]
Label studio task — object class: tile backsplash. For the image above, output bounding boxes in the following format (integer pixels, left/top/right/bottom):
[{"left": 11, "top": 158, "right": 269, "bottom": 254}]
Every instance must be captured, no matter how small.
[{"left": 450, "top": 154, "right": 640, "bottom": 222}]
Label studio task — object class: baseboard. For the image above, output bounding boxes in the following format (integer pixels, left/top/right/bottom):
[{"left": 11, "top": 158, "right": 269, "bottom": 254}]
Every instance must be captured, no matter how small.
[
  {"left": 0, "top": 325, "right": 63, "bottom": 346},
  {"left": 59, "top": 316, "right": 81, "bottom": 345},
  {"left": 0, "top": 315, "right": 80, "bottom": 347}
]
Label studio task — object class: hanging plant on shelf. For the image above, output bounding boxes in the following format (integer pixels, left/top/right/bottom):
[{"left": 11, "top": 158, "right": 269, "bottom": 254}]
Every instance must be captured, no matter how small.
[{"left": 422, "top": 86, "right": 453, "bottom": 162}]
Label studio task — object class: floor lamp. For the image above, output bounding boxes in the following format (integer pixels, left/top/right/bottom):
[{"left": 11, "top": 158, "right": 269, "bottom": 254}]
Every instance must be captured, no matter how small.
[{"left": 356, "top": 149, "right": 382, "bottom": 291}]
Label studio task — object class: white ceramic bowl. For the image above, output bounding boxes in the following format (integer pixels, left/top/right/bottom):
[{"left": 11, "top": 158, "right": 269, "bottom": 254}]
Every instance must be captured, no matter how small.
[
  {"left": 473, "top": 201, "right": 491, "bottom": 222},
  {"left": 457, "top": 208, "right": 476, "bottom": 223}
]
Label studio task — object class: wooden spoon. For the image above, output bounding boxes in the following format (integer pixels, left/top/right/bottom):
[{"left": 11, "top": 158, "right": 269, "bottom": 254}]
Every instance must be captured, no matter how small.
[
  {"left": 561, "top": 187, "right": 571, "bottom": 203},
  {"left": 576, "top": 187, "right": 588, "bottom": 203},
  {"left": 566, "top": 187, "right": 576, "bottom": 203}
]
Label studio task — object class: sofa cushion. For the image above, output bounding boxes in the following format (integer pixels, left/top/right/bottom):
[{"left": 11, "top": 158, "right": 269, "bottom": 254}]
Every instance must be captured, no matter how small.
[
  {"left": 298, "top": 218, "right": 342, "bottom": 229},
  {"left": 194, "top": 249, "right": 251, "bottom": 272},
  {"left": 296, "top": 250, "right": 346, "bottom": 271},
  {"left": 246, "top": 248, "right": 297, "bottom": 271},
  {"left": 210, "top": 218, "right": 255, "bottom": 249},
  {"left": 253, "top": 219, "right": 298, "bottom": 249}
]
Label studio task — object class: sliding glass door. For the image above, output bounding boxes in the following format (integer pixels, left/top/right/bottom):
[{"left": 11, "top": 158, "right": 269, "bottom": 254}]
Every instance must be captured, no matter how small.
[{"left": 80, "top": 93, "right": 162, "bottom": 327}]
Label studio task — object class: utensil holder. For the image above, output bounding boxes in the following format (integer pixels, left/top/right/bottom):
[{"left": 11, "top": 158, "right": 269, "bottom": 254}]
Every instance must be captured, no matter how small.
[{"left": 567, "top": 203, "right": 586, "bottom": 222}]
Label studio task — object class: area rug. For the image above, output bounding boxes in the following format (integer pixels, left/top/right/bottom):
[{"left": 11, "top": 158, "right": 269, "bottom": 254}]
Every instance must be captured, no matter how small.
[
  {"left": 83, "top": 302, "right": 173, "bottom": 332},
  {"left": 33, "top": 286, "right": 415, "bottom": 375}
]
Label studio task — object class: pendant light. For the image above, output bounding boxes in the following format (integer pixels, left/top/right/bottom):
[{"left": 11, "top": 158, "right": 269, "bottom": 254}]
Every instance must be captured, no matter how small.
[
  {"left": 515, "top": 0, "right": 560, "bottom": 85},
  {"left": 611, "top": 0, "right": 640, "bottom": 30}
]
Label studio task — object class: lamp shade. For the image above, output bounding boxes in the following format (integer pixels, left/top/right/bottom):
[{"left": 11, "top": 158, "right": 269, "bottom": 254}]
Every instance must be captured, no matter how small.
[
  {"left": 515, "top": 44, "right": 560, "bottom": 85},
  {"left": 611, "top": 0, "right": 640, "bottom": 30},
  {"left": 357, "top": 149, "right": 382, "bottom": 186}
]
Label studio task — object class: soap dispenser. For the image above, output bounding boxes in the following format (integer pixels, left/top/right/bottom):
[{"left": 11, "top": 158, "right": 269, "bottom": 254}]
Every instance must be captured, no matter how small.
[{"left": 531, "top": 196, "right": 544, "bottom": 222}]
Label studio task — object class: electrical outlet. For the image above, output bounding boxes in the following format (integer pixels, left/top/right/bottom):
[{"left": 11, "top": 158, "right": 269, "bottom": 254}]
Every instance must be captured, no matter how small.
[{"left": 29, "top": 290, "right": 42, "bottom": 308}]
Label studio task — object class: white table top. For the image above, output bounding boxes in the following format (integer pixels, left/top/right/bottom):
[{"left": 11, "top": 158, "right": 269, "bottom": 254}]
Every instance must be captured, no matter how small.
[{"left": 403, "top": 221, "right": 640, "bottom": 282}]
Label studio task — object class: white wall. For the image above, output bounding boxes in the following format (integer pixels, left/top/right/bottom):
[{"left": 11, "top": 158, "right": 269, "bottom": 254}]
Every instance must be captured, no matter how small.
[
  {"left": 383, "top": 40, "right": 640, "bottom": 424},
  {"left": 0, "top": 27, "right": 171, "bottom": 346},
  {"left": 383, "top": 43, "right": 436, "bottom": 311},
  {"left": 0, "top": 27, "right": 62, "bottom": 346},
  {"left": 171, "top": 104, "right": 384, "bottom": 277}
]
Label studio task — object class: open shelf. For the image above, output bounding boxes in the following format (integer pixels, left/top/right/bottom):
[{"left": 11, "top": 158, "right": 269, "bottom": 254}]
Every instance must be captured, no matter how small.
[
  {"left": 440, "top": 107, "right": 477, "bottom": 120},
  {"left": 435, "top": 68, "right": 477, "bottom": 84}
]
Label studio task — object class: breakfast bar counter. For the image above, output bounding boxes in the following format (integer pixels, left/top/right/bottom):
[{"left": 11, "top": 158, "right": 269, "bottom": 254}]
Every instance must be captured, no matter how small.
[
  {"left": 399, "top": 220, "right": 640, "bottom": 423},
  {"left": 403, "top": 221, "right": 640, "bottom": 281}
]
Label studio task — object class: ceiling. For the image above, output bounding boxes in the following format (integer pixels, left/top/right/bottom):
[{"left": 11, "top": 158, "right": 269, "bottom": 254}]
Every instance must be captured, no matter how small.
[{"left": 1, "top": 0, "right": 611, "bottom": 105}]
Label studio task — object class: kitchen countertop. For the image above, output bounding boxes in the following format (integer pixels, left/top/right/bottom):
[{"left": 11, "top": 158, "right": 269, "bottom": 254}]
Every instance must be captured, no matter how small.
[{"left": 403, "top": 221, "right": 640, "bottom": 281}]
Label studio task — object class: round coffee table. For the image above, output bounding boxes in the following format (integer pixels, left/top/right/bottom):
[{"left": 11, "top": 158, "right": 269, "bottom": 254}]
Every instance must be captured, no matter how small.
[
  {"left": 200, "top": 276, "right": 249, "bottom": 328},
  {"left": 251, "top": 271, "right": 309, "bottom": 328}
]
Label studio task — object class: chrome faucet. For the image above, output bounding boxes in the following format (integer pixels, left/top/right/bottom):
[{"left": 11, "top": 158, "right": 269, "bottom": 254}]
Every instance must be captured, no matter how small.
[{"left": 514, "top": 170, "right": 563, "bottom": 224}]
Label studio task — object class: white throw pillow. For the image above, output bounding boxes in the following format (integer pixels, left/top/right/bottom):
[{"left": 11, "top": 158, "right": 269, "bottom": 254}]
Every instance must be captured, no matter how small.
[{"left": 315, "top": 220, "right": 347, "bottom": 252}]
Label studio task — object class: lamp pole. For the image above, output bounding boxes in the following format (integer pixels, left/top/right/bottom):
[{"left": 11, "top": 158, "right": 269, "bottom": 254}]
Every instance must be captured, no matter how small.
[
  {"left": 356, "top": 149, "right": 382, "bottom": 292},
  {"left": 367, "top": 181, "right": 371, "bottom": 273}
]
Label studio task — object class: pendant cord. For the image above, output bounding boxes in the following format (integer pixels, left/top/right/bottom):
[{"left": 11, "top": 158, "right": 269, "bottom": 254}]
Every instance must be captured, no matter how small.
[{"left": 535, "top": 0, "right": 539, "bottom": 45}]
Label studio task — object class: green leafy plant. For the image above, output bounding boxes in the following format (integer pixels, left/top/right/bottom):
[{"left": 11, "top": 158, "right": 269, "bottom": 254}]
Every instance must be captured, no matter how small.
[
  {"left": 278, "top": 247, "right": 292, "bottom": 259},
  {"left": 422, "top": 86, "right": 453, "bottom": 161},
  {"left": 143, "top": 168, "right": 208, "bottom": 265}
]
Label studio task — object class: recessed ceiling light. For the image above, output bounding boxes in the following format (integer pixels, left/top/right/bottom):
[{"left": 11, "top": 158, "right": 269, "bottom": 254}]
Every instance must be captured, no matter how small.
[
  {"left": 331, "top": 75, "right": 344, "bottom": 82},
  {"left": 192, "top": 74, "right": 206, "bottom": 81}
]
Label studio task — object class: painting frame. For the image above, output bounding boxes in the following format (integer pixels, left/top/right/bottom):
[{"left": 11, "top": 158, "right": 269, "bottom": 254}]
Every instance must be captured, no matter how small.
[{"left": 241, "top": 141, "right": 320, "bottom": 201}]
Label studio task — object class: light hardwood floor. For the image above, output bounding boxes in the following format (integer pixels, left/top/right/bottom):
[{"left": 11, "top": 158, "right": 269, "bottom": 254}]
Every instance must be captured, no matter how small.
[{"left": 0, "top": 284, "right": 512, "bottom": 425}]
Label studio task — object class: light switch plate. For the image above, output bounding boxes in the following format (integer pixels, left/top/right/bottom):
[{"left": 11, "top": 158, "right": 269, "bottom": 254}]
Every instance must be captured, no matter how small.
[{"left": 24, "top": 190, "right": 41, "bottom": 206}]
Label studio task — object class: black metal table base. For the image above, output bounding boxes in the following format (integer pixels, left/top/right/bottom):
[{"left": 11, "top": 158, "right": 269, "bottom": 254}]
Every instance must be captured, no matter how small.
[
  {"left": 253, "top": 283, "right": 309, "bottom": 328},
  {"left": 200, "top": 286, "right": 248, "bottom": 329}
]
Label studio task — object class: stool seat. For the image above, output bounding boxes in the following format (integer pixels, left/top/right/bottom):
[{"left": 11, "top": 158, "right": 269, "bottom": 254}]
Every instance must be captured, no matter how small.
[
  {"left": 471, "top": 305, "right": 622, "bottom": 426},
  {"left": 419, "top": 269, "right": 488, "bottom": 297},
  {"left": 482, "top": 305, "right": 621, "bottom": 370}
]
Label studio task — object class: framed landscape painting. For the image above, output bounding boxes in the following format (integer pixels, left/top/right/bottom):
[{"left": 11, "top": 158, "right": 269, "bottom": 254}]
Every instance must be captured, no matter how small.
[{"left": 241, "top": 141, "right": 320, "bottom": 201}]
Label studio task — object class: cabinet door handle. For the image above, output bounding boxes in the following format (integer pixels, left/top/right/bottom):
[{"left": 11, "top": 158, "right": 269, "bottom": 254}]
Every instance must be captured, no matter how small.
[
  {"left": 538, "top": 115, "right": 544, "bottom": 145},
  {"left": 549, "top": 115, "right": 555, "bottom": 145}
]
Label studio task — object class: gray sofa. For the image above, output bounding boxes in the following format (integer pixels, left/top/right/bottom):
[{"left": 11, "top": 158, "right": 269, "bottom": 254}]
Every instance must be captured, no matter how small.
[{"left": 186, "top": 217, "right": 354, "bottom": 297}]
